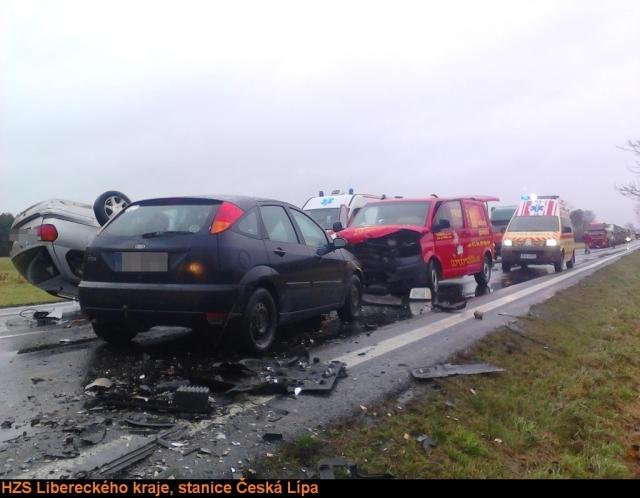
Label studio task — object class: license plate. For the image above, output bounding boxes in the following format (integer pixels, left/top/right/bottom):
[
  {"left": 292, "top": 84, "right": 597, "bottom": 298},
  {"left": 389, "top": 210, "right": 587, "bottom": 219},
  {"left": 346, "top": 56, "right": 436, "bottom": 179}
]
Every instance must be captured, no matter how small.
[
  {"left": 520, "top": 253, "right": 537, "bottom": 260},
  {"left": 117, "top": 252, "right": 168, "bottom": 272}
]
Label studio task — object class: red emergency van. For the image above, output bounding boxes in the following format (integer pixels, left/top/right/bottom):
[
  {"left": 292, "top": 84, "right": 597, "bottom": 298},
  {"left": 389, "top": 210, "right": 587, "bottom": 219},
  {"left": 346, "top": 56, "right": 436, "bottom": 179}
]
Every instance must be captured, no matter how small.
[{"left": 336, "top": 196, "right": 498, "bottom": 296}]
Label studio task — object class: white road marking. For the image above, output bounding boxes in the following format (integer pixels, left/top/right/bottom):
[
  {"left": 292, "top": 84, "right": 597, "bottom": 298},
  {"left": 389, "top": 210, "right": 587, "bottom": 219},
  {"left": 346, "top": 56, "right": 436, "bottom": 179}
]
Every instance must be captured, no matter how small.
[
  {"left": 15, "top": 245, "right": 634, "bottom": 478},
  {"left": 334, "top": 249, "right": 628, "bottom": 368}
]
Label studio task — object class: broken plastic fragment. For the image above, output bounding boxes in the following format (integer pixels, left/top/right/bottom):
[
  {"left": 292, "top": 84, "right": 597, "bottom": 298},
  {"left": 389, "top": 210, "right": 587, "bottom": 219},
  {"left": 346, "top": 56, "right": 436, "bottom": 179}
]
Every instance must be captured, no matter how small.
[{"left": 84, "top": 378, "right": 113, "bottom": 391}]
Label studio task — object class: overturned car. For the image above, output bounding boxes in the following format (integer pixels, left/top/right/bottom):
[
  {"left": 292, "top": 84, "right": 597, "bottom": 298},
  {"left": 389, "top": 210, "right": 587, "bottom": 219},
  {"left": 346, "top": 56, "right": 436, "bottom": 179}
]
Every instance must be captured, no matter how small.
[
  {"left": 9, "top": 191, "right": 131, "bottom": 299},
  {"left": 335, "top": 196, "right": 498, "bottom": 296}
]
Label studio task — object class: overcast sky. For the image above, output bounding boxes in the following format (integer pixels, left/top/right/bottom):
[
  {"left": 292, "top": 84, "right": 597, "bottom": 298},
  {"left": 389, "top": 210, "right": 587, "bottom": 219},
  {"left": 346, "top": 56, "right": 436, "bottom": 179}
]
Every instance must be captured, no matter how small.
[{"left": 1, "top": 0, "right": 639, "bottom": 224}]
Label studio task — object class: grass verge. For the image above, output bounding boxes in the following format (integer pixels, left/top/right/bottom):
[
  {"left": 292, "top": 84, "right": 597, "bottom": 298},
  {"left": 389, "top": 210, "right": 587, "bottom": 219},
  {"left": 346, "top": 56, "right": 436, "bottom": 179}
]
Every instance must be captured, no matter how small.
[
  {"left": 260, "top": 252, "right": 640, "bottom": 478},
  {"left": 0, "top": 257, "right": 62, "bottom": 308}
]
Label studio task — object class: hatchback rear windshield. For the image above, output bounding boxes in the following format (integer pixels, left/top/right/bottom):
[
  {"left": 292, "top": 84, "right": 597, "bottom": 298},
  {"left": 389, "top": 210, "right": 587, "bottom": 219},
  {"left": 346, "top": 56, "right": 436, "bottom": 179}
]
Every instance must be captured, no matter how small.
[
  {"left": 350, "top": 202, "right": 430, "bottom": 227},
  {"left": 508, "top": 215, "right": 559, "bottom": 232},
  {"left": 101, "top": 200, "right": 219, "bottom": 237}
]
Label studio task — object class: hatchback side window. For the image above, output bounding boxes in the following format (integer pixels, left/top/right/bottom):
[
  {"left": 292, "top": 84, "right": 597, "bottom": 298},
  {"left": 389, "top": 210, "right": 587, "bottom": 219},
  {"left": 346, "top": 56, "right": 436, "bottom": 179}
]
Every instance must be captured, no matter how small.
[
  {"left": 290, "top": 209, "right": 329, "bottom": 247},
  {"left": 235, "top": 209, "right": 260, "bottom": 238},
  {"left": 434, "top": 201, "right": 464, "bottom": 229},
  {"left": 260, "top": 206, "right": 299, "bottom": 244}
]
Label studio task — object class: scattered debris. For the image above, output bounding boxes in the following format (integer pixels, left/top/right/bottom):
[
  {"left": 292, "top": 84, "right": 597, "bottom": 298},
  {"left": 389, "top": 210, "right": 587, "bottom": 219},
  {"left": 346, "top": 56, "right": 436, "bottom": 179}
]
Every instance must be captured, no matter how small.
[
  {"left": 411, "top": 363, "right": 505, "bottom": 380},
  {"left": 416, "top": 434, "right": 437, "bottom": 454},
  {"left": 31, "top": 377, "right": 45, "bottom": 385},
  {"left": 316, "top": 457, "right": 394, "bottom": 479},
  {"left": 262, "top": 433, "right": 283, "bottom": 443},
  {"left": 125, "top": 414, "right": 175, "bottom": 430},
  {"left": 266, "top": 409, "right": 289, "bottom": 422},
  {"left": 494, "top": 438, "right": 503, "bottom": 444},
  {"left": 84, "top": 378, "right": 113, "bottom": 391},
  {"left": 432, "top": 300, "right": 467, "bottom": 312},
  {"left": 470, "top": 388, "right": 477, "bottom": 396},
  {"left": 473, "top": 310, "right": 484, "bottom": 320},
  {"left": 79, "top": 422, "right": 107, "bottom": 445},
  {"left": 1, "top": 420, "right": 13, "bottom": 429},
  {"left": 174, "top": 386, "right": 210, "bottom": 412}
]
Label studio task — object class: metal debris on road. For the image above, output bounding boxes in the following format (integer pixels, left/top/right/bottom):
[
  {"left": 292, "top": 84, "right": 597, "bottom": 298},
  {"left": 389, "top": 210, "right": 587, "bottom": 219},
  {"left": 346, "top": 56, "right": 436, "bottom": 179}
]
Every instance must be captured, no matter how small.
[
  {"left": 262, "top": 433, "right": 283, "bottom": 443},
  {"left": 316, "top": 457, "right": 394, "bottom": 479},
  {"left": 411, "top": 363, "right": 505, "bottom": 380},
  {"left": 84, "top": 378, "right": 113, "bottom": 391},
  {"left": 174, "top": 386, "right": 210, "bottom": 412}
]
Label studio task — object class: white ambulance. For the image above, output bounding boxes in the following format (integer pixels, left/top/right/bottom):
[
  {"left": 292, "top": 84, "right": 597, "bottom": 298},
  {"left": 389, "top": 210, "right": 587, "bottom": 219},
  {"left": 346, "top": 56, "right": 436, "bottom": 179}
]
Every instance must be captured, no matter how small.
[{"left": 302, "top": 189, "right": 383, "bottom": 232}]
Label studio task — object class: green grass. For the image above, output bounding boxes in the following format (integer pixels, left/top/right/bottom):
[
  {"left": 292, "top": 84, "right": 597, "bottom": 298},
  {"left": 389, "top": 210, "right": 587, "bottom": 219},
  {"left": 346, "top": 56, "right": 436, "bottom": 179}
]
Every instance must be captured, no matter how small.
[
  {"left": 0, "top": 257, "right": 62, "bottom": 307},
  {"left": 259, "top": 252, "right": 640, "bottom": 478}
]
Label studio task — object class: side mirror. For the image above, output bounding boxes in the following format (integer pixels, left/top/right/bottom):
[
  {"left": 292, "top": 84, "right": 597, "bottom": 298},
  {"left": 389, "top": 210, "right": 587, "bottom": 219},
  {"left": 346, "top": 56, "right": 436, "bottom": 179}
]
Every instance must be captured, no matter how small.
[
  {"left": 433, "top": 219, "right": 451, "bottom": 232},
  {"left": 332, "top": 221, "right": 344, "bottom": 232},
  {"left": 316, "top": 237, "right": 347, "bottom": 256},
  {"left": 333, "top": 237, "right": 347, "bottom": 249}
]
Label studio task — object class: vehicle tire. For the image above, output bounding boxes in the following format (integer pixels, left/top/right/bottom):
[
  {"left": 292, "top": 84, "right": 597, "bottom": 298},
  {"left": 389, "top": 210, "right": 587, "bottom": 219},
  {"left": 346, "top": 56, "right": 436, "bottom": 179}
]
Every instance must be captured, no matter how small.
[
  {"left": 93, "top": 191, "right": 131, "bottom": 226},
  {"left": 474, "top": 255, "right": 492, "bottom": 287},
  {"left": 91, "top": 320, "right": 138, "bottom": 344},
  {"left": 337, "top": 275, "right": 362, "bottom": 322},
  {"left": 240, "top": 288, "right": 278, "bottom": 353},
  {"left": 566, "top": 250, "right": 575, "bottom": 269},
  {"left": 426, "top": 259, "right": 440, "bottom": 297},
  {"left": 502, "top": 261, "right": 511, "bottom": 273},
  {"left": 554, "top": 251, "right": 565, "bottom": 273}
]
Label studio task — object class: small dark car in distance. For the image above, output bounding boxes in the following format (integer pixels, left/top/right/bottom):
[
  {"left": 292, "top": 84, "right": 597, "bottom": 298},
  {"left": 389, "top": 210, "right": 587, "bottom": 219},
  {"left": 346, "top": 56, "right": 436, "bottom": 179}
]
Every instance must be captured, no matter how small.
[{"left": 78, "top": 196, "right": 363, "bottom": 352}]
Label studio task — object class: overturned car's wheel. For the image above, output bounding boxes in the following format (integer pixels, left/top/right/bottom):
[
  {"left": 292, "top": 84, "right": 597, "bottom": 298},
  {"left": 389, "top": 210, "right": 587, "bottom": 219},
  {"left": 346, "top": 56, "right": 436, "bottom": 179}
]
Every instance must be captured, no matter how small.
[
  {"left": 91, "top": 320, "right": 138, "bottom": 345},
  {"left": 338, "top": 275, "right": 362, "bottom": 322},
  {"left": 93, "top": 191, "right": 131, "bottom": 226},
  {"left": 240, "top": 288, "right": 278, "bottom": 353}
]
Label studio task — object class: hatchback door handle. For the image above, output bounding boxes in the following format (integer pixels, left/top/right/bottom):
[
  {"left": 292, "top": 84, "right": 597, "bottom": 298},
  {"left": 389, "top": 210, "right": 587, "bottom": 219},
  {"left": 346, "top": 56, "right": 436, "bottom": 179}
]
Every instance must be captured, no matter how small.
[{"left": 273, "top": 248, "right": 286, "bottom": 257}]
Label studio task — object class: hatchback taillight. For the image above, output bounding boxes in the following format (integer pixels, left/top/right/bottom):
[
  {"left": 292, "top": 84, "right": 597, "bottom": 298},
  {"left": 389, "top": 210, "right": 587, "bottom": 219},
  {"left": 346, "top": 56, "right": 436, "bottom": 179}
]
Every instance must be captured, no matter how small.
[
  {"left": 37, "top": 224, "right": 58, "bottom": 242},
  {"left": 210, "top": 202, "right": 244, "bottom": 234}
]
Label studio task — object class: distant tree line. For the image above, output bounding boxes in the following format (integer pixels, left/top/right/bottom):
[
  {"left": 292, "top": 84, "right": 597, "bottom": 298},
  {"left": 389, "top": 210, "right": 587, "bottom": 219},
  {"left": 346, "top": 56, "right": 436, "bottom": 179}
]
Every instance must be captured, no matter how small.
[
  {"left": 616, "top": 140, "right": 640, "bottom": 201},
  {"left": 0, "top": 213, "right": 15, "bottom": 257}
]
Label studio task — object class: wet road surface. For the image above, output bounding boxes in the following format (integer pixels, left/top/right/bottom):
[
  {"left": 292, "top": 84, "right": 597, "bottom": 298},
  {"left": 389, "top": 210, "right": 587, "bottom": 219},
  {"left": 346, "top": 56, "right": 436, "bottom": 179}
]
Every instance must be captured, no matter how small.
[{"left": 0, "top": 244, "right": 634, "bottom": 477}]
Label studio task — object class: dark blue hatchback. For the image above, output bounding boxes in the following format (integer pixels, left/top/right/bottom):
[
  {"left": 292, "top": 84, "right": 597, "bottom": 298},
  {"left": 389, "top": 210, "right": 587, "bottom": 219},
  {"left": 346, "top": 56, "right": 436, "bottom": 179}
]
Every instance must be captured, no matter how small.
[{"left": 79, "top": 195, "right": 363, "bottom": 352}]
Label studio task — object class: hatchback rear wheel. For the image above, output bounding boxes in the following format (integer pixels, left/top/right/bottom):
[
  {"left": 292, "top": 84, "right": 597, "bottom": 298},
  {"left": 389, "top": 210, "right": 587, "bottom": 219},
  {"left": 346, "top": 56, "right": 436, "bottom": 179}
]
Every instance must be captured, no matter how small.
[
  {"left": 554, "top": 251, "right": 565, "bottom": 273},
  {"left": 240, "top": 288, "right": 277, "bottom": 353},
  {"left": 566, "top": 250, "right": 575, "bottom": 269}
]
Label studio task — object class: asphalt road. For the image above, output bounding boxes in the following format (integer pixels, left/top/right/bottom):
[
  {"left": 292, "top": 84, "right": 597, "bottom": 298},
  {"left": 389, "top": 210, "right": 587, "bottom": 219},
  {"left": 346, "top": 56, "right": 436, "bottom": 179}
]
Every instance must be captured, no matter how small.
[{"left": 0, "top": 243, "right": 636, "bottom": 478}]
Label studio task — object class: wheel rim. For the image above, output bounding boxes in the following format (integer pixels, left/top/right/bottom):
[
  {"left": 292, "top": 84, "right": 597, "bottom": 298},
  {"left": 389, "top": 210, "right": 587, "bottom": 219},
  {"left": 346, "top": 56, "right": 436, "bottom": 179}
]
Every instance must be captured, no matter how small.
[
  {"left": 249, "top": 301, "right": 272, "bottom": 347},
  {"left": 104, "top": 195, "right": 128, "bottom": 218}
]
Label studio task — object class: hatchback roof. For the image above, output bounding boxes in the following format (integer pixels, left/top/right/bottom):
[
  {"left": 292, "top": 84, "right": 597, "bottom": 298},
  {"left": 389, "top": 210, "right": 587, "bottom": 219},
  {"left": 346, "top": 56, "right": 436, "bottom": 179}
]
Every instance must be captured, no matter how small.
[{"left": 134, "top": 195, "right": 296, "bottom": 211}]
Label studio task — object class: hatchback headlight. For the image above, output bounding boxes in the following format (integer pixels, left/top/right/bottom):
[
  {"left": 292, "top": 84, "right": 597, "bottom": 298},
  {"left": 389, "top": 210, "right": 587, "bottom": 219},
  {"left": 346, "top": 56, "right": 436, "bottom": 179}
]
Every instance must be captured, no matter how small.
[
  {"left": 503, "top": 239, "right": 512, "bottom": 247},
  {"left": 546, "top": 239, "right": 558, "bottom": 247}
]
